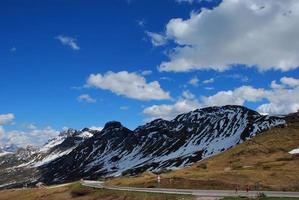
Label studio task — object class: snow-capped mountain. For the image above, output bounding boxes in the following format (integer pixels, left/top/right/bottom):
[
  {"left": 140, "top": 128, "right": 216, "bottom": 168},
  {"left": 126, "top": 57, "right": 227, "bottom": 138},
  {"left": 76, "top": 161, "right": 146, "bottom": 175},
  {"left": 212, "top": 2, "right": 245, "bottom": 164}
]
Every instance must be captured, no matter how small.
[
  {"left": 37, "top": 105, "right": 285, "bottom": 184},
  {"left": 14, "top": 128, "right": 97, "bottom": 168},
  {"left": 0, "top": 128, "right": 96, "bottom": 188},
  {"left": 0, "top": 105, "right": 286, "bottom": 187},
  {"left": 0, "top": 144, "right": 19, "bottom": 154}
]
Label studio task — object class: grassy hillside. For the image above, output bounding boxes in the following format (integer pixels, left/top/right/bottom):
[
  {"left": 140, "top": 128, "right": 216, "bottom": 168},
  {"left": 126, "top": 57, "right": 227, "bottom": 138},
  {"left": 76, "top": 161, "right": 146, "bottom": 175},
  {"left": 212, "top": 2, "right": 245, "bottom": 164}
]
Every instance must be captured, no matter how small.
[
  {"left": 0, "top": 183, "right": 194, "bottom": 200},
  {"left": 106, "top": 113, "right": 299, "bottom": 191}
]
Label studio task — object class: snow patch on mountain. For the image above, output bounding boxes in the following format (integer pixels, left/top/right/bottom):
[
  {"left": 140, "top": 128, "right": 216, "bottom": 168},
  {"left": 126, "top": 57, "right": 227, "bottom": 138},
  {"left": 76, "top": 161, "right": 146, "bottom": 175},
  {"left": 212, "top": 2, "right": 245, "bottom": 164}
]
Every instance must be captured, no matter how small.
[{"left": 0, "top": 151, "right": 13, "bottom": 157}]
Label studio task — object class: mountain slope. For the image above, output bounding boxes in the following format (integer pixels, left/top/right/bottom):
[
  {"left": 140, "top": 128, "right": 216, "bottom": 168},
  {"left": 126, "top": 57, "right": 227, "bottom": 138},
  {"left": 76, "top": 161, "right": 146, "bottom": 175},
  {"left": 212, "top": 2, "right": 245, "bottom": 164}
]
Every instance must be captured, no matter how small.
[
  {"left": 107, "top": 111, "right": 299, "bottom": 191},
  {"left": 37, "top": 105, "right": 285, "bottom": 184},
  {"left": 0, "top": 128, "right": 96, "bottom": 188}
]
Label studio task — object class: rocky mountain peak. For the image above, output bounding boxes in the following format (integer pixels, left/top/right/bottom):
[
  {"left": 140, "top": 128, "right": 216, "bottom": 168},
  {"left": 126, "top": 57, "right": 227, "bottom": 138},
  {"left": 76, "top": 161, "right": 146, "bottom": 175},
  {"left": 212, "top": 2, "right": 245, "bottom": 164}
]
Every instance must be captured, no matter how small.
[
  {"left": 59, "top": 128, "right": 77, "bottom": 137},
  {"left": 103, "top": 121, "right": 123, "bottom": 130}
]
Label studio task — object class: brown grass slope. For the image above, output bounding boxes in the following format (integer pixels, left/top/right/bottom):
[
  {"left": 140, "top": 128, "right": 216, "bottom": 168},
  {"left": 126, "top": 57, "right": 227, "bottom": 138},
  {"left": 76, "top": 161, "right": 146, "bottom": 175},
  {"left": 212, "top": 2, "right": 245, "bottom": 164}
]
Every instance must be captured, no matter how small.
[
  {"left": 0, "top": 183, "right": 194, "bottom": 200},
  {"left": 107, "top": 112, "right": 299, "bottom": 191}
]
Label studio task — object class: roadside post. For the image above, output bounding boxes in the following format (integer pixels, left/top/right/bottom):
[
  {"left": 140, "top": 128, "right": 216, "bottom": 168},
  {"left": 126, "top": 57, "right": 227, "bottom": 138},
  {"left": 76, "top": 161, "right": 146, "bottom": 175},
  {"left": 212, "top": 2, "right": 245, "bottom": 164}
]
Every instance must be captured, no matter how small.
[{"left": 157, "top": 174, "right": 161, "bottom": 187}]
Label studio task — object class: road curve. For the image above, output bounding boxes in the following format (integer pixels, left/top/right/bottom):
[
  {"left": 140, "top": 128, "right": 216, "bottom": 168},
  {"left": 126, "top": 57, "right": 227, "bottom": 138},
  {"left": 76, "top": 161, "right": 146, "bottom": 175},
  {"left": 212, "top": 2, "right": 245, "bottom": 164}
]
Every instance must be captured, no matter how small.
[{"left": 81, "top": 180, "right": 299, "bottom": 198}]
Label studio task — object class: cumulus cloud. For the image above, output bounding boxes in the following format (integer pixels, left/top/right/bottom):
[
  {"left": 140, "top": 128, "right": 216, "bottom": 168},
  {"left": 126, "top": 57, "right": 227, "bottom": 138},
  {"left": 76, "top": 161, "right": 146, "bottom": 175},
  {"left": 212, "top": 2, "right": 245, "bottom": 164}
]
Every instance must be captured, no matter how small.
[
  {"left": 201, "top": 86, "right": 266, "bottom": 107},
  {"left": 0, "top": 115, "right": 60, "bottom": 147},
  {"left": 271, "top": 76, "right": 299, "bottom": 89},
  {"left": 159, "top": 0, "right": 299, "bottom": 72},
  {"left": 145, "top": 31, "right": 167, "bottom": 46},
  {"left": 142, "top": 90, "right": 199, "bottom": 121},
  {"left": 280, "top": 76, "right": 299, "bottom": 87},
  {"left": 257, "top": 77, "right": 299, "bottom": 115},
  {"left": 1, "top": 126, "right": 59, "bottom": 147},
  {"left": 257, "top": 88, "right": 299, "bottom": 115},
  {"left": 143, "top": 98, "right": 200, "bottom": 121},
  {"left": 143, "top": 77, "right": 299, "bottom": 120},
  {"left": 86, "top": 71, "right": 170, "bottom": 100},
  {"left": 201, "top": 84, "right": 299, "bottom": 115},
  {"left": 77, "top": 94, "right": 97, "bottom": 103},
  {"left": 0, "top": 113, "right": 15, "bottom": 125},
  {"left": 188, "top": 76, "right": 199, "bottom": 86},
  {"left": 55, "top": 35, "right": 80, "bottom": 50}
]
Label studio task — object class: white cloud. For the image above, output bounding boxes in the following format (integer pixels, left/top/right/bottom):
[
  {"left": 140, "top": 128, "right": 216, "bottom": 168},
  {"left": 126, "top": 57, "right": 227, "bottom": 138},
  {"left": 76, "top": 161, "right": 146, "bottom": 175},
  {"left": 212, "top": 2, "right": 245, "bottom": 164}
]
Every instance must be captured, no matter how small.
[
  {"left": 257, "top": 77, "right": 299, "bottom": 115},
  {"left": 89, "top": 126, "right": 103, "bottom": 131},
  {"left": 225, "top": 74, "right": 249, "bottom": 82},
  {"left": 280, "top": 76, "right": 299, "bottom": 87},
  {"left": 188, "top": 76, "right": 199, "bottom": 86},
  {"left": 270, "top": 80, "right": 283, "bottom": 89},
  {"left": 0, "top": 115, "right": 60, "bottom": 147},
  {"left": 86, "top": 71, "right": 170, "bottom": 100},
  {"left": 205, "top": 87, "right": 214, "bottom": 90},
  {"left": 270, "top": 76, "right": 299, "bottom": 89},
  {"left": 143, "top": 77, "right": 299, "bottom": 120},
  {"left": 23, "top": 123, "right": 37, "bottom": 130},
  {"left": 203, "top": 78, "right": 214, "bottom": 84},
  {"left": 200, "top": 84, "right": 299, "bottom": 115},
  {"left": 136, "top": 19, "right": 146, "bottom": 27},
  {"left": 143, "top": 98, "right": 200, "bottom": 121},
  {"left": 160, "top": 76, "right": 173, "bottom": 82},
  {"left": 55, "top": 35, "right": 80, "bottom": 50},
  {"left": 141, "top": 70, "right": 153, "bottom": 76},
  {"left": 77, "top": 94, "right": 97, "bottom": 103},
  {"left": 145, "top": 31, "right": 167, "bottom": 46},
  {"left": 0, "top": 113, "right": 15, "bottom": 125},
  {"left": 182, "top": 90, "right": 195, "bottom": 99},
  {"left": 159, "top": 0, "right": 299, "bottom": 72},
  {"left": 257, "top": 88, "right": 299, "bottom": 115},
  {"left": 1, "top": 126, "right": 59, "bottom": 147},
  {"left": 201, "top": 86, "right": 266, "bottom": 107}
]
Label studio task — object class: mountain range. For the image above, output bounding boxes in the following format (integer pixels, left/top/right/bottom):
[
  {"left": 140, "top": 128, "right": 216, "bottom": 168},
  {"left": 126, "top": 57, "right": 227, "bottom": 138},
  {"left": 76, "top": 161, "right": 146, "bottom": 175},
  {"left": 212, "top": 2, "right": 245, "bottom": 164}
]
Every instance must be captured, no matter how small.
[{"left": 0, "top": 105, "right": 286, "bottom": 189}]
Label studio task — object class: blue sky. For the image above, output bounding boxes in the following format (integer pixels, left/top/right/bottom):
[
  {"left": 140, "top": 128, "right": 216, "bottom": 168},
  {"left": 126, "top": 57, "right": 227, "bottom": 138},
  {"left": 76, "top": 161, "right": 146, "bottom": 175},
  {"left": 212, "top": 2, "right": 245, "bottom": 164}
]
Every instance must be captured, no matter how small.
[{"left": 0, "top": 0, "right": 299, "bottom": 147}]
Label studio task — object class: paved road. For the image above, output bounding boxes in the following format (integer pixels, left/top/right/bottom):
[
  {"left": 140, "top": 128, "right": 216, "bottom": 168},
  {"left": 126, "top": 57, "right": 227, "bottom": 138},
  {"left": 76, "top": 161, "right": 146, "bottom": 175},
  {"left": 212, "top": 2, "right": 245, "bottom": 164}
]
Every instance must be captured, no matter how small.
[
  {"left": 46, "top": 183, "right": 72, "bottom": 189},
  {"left": 81, "top": 180, "right": 299, "bottom": 198}
]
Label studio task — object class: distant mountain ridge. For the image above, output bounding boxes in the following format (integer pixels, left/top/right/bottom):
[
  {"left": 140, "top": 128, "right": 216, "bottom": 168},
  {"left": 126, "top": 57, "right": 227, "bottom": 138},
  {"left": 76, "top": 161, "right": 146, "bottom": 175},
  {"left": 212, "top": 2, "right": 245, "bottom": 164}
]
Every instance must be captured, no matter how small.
[
  {"left": 0, "top": 144, "right": 19, "bottom": 153},
  {"left": 0, "top": 105, "right": 285, "bottom": 188}
]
